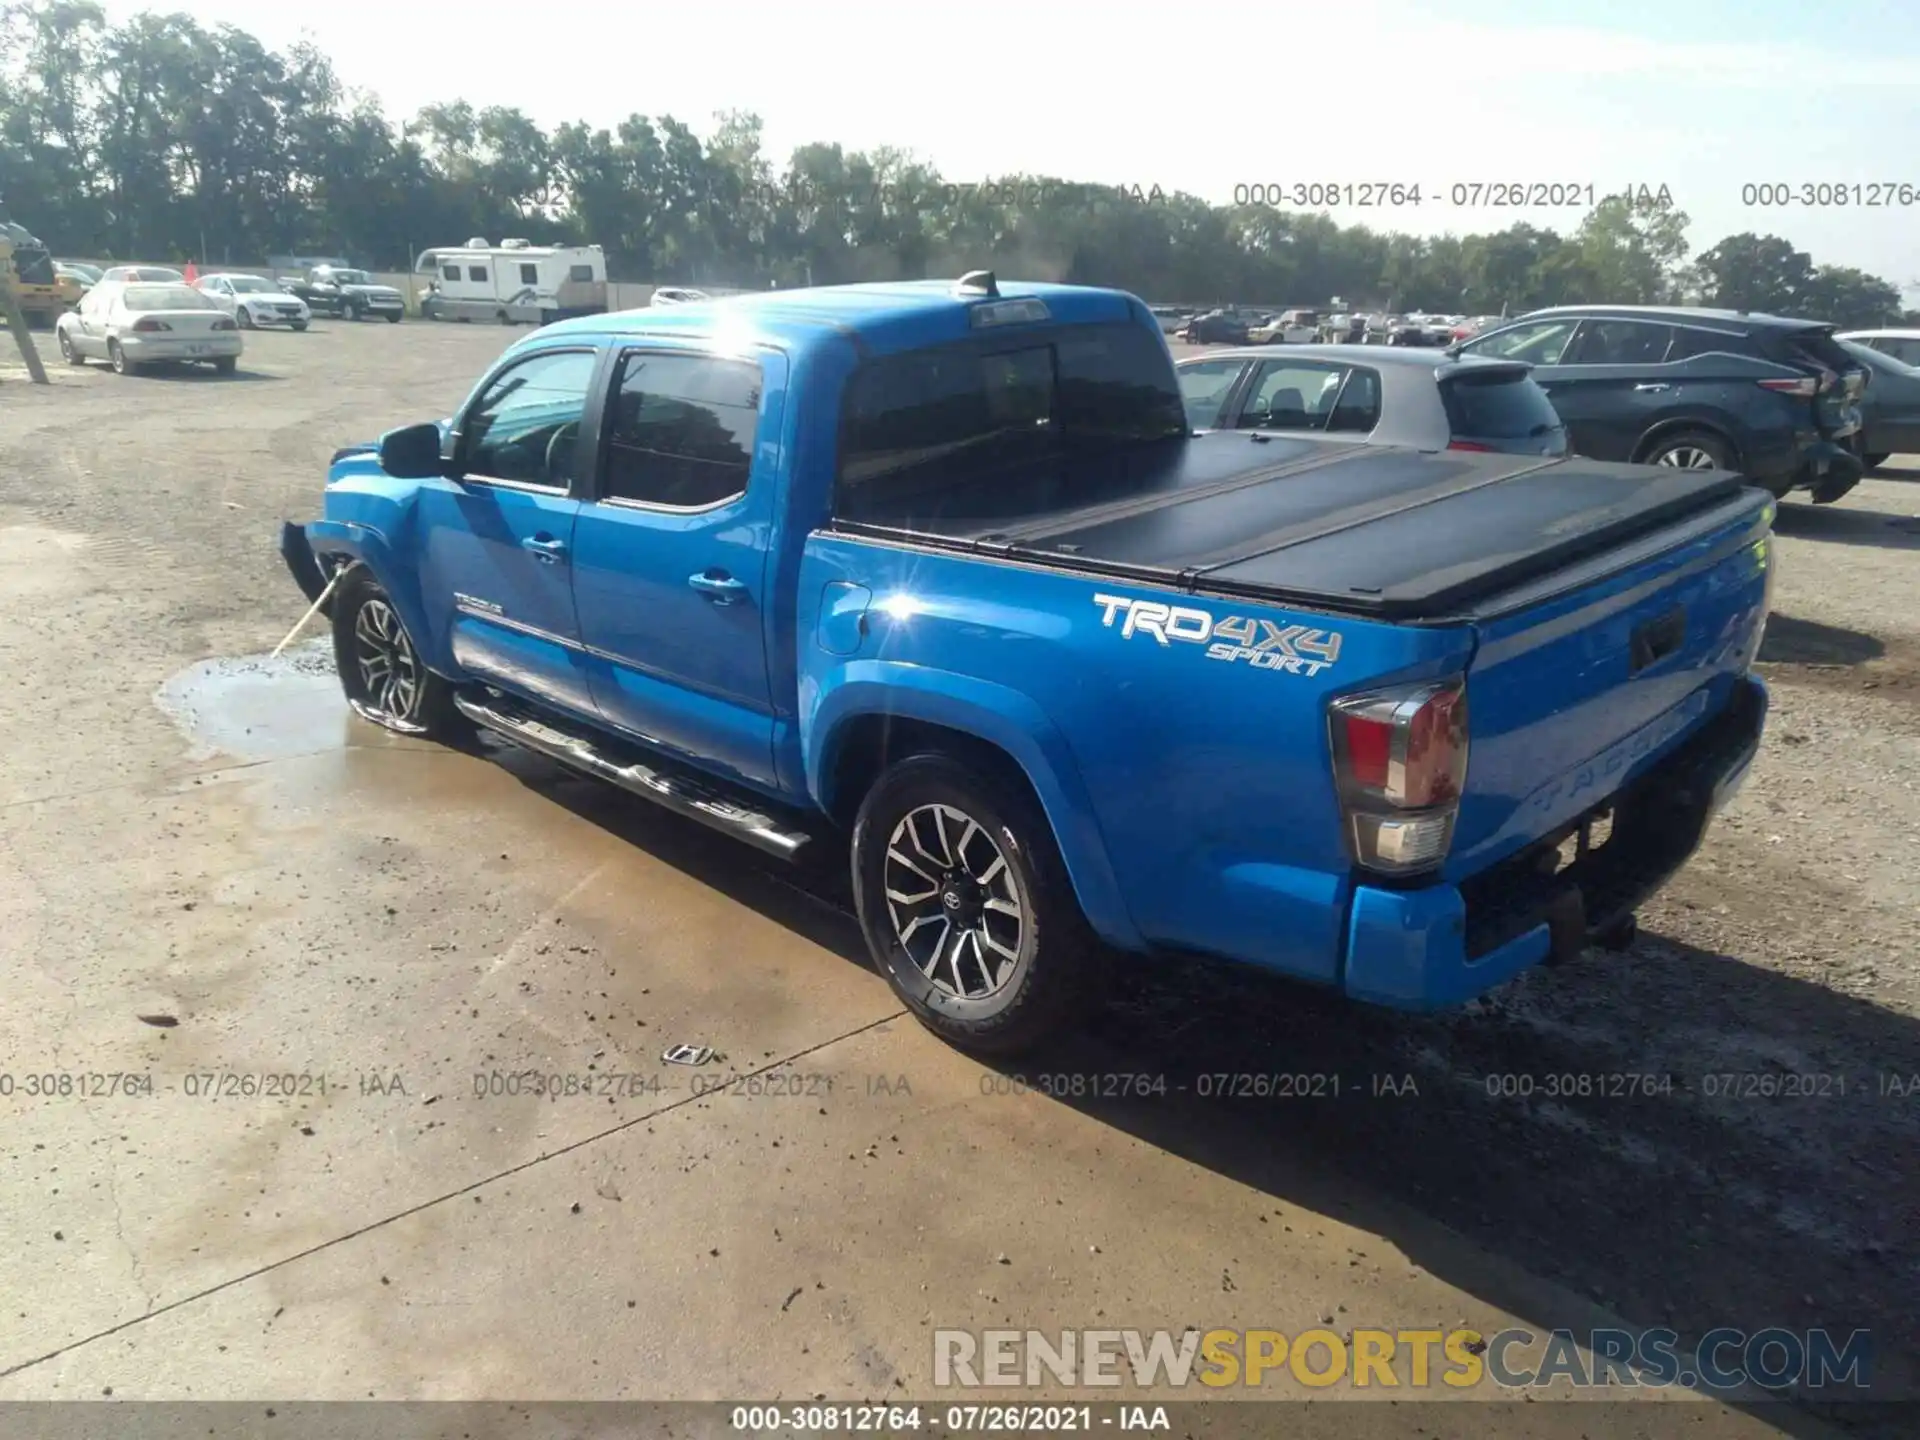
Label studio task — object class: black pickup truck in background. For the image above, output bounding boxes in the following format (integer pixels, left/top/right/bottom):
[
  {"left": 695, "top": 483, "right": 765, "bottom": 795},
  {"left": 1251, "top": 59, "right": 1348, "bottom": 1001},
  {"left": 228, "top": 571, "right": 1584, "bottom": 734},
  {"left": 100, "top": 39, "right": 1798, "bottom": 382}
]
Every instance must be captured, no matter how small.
[{"left": 278, "top": 265, "right": 406, "bottom": 322}]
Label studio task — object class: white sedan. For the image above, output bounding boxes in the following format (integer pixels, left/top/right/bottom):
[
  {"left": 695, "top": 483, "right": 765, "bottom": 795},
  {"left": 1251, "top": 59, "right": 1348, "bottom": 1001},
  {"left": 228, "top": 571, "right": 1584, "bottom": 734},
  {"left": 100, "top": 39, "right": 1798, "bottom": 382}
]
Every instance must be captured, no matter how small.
[
  {"left": 197, "top": 273, "right": 311, "bottom": 329},
  {"left": 55, "top": 282, "right": 243, "bottom": 376}
]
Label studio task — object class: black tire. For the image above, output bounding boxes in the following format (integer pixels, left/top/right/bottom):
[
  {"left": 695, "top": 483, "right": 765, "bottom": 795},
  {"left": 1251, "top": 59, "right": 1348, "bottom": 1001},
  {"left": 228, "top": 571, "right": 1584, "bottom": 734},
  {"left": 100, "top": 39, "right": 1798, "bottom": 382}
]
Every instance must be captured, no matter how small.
[
  {"left": 496, "top": 309, "right": 510, "bottom": 325},
  {"left": 330, "top": 566, "right": 471, "bottom": 742},
  {"left": 851, "top": 753, "right": 1096, "bottom": 1056},
  {"left": 1639, "top": 428, "right": 1734, "bottom": 472},
  {"left": 386, "top": 311, "right": 402, "bottom": 323},
  {"left": 109, "top": 340, "right": 137, "bottom": 376},
  {"left": 1862, "top": 451, "right": 1890, "bottom": 470},
  {"left": 236, "top": 307, "right": 255, "bottom": 330},
  {"left": 291, "top": 321, "right": 308, "bottom": 332},
  {"left": 344, "top": 300, "right": 362, "bottom": 322},
  {"left": 58, "top": 329, "right": 84, "bottom": 366},
  {"left": 212, "top": 356, "right": 236, "bottom": 375}
]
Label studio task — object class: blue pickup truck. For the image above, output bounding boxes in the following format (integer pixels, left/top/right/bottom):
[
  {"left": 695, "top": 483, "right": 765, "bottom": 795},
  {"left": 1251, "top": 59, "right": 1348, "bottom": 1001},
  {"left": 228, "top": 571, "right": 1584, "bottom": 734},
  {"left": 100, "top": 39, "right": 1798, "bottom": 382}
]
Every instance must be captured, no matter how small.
[{"left": 281, "top": 273, "right": 1772, "bottom": 1054}]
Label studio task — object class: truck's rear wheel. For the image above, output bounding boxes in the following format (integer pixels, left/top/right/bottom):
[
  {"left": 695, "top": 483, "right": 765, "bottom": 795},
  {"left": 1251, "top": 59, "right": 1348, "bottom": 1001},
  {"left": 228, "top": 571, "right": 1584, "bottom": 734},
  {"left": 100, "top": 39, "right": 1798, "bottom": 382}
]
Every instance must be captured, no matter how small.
[
  {"left": 851, "top": 754, "right": 1094, "bottom": 1056},
  {"left": 330, "top": 566, "right": 469, "bottom": 742}
]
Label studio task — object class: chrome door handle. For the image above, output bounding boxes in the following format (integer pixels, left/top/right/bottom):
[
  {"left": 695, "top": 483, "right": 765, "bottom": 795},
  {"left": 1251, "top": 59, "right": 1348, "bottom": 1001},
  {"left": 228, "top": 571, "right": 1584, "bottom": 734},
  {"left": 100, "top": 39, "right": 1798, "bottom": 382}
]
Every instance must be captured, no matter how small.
[
  {"left": 688, "top": 571, "right": 746, "bottom": 604},
  {"left": 520, "top": 535, "right": 568, "bottom": 562},
  {"left": 1634, "top": 382, "right": 1672, "bottom": 392}
]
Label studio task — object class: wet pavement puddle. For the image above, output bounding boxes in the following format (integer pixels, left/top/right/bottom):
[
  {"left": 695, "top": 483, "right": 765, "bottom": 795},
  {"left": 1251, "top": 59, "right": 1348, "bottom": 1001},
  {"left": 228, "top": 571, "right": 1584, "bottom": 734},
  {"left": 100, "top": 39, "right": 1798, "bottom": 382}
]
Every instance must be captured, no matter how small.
[{"left": 154, "top": 640, "right": 352, "bottom": 764}]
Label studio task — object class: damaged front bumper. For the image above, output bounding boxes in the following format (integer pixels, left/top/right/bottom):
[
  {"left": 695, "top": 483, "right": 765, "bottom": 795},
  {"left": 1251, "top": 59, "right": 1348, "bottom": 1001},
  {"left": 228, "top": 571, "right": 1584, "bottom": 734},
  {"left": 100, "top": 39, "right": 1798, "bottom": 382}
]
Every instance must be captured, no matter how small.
[
  {"left": 1342, "top": 675, "right": 1768, "bottom": 1008},
  {"left": 280, "top": 520, "right": 329, "bottom": 606}
]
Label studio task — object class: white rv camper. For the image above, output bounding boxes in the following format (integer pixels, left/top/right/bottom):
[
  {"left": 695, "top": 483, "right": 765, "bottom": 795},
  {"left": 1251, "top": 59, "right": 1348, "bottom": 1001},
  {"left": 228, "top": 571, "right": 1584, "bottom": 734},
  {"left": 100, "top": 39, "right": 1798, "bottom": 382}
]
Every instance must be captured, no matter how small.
[{"left": 414, "top": 238, "right": 608, "bottom": 325}]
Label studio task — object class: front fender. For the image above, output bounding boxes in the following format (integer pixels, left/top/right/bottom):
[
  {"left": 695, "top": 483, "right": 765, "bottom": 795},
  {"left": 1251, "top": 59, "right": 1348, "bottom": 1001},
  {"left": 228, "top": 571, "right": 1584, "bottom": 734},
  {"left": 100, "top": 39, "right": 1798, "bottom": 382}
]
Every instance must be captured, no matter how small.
[
  {"left": 805, "top": 662, "right": 1143, "bottom": 952},
  {"left": 302, "top": 517, "right": 441, "bottom": 676}
]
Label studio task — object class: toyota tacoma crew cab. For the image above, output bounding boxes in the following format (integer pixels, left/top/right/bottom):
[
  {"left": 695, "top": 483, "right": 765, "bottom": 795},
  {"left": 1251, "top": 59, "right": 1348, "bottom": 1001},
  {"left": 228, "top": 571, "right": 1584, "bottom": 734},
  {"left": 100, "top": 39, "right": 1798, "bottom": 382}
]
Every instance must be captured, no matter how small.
[{"left": 281, "top": 274, "right": 1772, "bottom": 1054}]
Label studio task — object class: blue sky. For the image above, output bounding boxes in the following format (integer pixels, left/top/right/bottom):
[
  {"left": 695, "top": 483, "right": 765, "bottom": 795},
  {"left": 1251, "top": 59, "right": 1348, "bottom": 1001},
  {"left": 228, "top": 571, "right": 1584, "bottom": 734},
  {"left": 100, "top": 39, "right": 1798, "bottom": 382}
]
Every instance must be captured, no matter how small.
[{"left": 106, "top": 0, "right": 1920, "bottom": 298}]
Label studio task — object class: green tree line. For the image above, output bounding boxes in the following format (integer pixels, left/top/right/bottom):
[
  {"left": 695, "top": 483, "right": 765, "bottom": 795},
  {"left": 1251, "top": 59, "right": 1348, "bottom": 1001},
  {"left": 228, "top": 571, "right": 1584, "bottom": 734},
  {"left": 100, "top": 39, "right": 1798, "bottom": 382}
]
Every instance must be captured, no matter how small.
[{"left": 3, "top": 0, "right": 1911, "bottom": 326}]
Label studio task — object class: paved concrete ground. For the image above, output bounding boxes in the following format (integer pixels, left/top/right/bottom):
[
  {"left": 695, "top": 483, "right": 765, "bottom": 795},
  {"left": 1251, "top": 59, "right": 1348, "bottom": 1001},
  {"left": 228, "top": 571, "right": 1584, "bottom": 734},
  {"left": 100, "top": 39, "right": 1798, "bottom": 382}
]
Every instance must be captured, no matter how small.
[{"left": 0, "top": 320, "right": 1912, "bottom": 1435}]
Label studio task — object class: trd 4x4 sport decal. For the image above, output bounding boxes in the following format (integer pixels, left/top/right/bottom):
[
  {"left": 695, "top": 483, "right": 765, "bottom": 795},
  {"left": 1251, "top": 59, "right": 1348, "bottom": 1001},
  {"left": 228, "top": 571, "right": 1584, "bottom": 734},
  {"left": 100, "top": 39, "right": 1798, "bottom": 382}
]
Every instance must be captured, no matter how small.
[{"left": 1092, "top": 594, "right": 1341, "bottom": 677}]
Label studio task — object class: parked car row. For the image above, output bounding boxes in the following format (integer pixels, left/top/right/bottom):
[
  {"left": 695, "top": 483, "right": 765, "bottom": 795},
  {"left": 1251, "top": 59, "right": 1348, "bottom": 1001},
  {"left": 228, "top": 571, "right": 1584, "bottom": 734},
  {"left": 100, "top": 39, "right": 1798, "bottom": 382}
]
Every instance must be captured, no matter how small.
[
  {"left": 1176, "top": 302, "right": 1882, "bottom": 503},
  {"left": 1174, "top": 305, "right": 1503, "bottom": 348},
  {"left": 47, "top": 263, "right": 409, "bottom": 326}
]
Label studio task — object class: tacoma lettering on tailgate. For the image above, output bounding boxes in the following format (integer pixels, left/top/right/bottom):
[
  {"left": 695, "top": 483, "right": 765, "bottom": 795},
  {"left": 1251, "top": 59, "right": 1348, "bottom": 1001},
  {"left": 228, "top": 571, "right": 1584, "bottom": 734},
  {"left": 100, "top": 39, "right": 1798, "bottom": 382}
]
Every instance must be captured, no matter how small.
[{"left": 1092, "top": 594, "right": 1342, "bottom": 677}]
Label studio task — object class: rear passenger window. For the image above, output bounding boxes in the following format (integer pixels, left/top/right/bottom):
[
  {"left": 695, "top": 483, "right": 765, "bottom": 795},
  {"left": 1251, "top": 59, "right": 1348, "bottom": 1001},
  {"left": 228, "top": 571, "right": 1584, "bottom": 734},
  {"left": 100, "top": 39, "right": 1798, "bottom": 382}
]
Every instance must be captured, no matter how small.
[
  {"left": 1570, "top": 320, "right": 1674, "bottom": 365},
  {"left": 602, "top": 352, "right": 760, "bottom": 508},
  {"left": 468, "top": 266, "right": 488, "bottom": 282},
  {"left": 441, "top": 265, "right": 460, "bottom": 282},
  {"left": 1239, "top": 362, "right": 1344, "bottom": 430},
  {"left": 1326, "top": 368, "right": 1381, "bottom": 432},
  {"left": 1664, "top": 328, "right": 1730, "bottom": 361}
]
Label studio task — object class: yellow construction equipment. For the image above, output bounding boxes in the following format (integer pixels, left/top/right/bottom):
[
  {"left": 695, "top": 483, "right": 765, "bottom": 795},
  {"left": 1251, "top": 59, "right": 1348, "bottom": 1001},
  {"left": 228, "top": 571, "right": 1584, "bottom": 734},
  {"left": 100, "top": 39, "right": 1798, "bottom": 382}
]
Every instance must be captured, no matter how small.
[{"left": 1, "top": 219, "right": 82, "bottom": 328}]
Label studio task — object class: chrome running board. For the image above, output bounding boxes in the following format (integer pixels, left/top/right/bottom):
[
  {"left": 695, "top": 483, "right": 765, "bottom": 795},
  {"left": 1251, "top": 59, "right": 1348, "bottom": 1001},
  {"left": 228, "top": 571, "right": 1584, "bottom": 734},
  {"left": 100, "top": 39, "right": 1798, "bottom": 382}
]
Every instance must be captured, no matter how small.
[{"left": 453, "top": 692, "right": 814, "bottom": 860}]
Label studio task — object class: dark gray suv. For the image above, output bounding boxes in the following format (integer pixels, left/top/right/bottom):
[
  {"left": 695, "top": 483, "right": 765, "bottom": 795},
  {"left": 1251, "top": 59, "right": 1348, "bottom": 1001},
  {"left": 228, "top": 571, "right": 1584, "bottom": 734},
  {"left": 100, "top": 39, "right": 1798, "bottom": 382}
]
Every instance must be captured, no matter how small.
[{"left": 1458, "top": 305, "right": 1867, "bottom": 503}]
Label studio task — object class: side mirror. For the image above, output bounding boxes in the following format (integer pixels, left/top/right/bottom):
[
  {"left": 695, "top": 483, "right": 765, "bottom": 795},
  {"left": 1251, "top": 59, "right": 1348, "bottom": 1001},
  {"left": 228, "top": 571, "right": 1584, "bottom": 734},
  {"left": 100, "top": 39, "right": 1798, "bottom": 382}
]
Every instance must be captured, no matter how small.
[{"left": 378, "top": 422, "right": 446, "bottom": 480}]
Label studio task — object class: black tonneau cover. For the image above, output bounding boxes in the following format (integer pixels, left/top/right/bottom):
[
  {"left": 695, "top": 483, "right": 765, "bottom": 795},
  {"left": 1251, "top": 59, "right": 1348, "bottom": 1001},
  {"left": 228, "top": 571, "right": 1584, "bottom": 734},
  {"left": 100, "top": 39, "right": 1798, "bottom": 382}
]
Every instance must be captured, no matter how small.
[{"left": 830, "top": 430, "right": 1760, "bottom": 620}]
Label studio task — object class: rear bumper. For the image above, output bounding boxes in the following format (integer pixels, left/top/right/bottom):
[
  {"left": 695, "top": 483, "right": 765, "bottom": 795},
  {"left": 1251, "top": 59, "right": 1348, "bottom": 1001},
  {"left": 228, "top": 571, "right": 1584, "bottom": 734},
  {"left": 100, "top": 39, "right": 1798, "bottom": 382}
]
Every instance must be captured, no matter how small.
[
  {"left": 1342, "top": 676, "right": 1767, "bottom": 1008},
  {"left": 120, "top": 334, "right": 242, "bottom": 360},
  {"left": 1794, "top": 440, "right": 1865, "bottom": 502}
]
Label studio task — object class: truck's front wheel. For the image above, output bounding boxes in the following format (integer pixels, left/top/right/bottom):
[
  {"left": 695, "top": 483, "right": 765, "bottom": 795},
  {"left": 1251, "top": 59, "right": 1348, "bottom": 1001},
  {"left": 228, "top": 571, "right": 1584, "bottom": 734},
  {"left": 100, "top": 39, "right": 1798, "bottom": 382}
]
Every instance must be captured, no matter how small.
[
  {"left": 330, "top": 566, "right": 470, "bottom": 743},
  {"left": 852, "top": 754, "right": 1094, "bottom": 1056}
]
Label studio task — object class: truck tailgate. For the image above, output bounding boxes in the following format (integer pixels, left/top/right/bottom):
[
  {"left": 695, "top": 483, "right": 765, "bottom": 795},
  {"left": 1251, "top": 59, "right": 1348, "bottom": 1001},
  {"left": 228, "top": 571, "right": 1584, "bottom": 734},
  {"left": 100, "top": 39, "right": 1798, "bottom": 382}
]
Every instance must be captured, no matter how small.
[{"left": 1446, "top": 488, "right": 1774, "bottom": 879}]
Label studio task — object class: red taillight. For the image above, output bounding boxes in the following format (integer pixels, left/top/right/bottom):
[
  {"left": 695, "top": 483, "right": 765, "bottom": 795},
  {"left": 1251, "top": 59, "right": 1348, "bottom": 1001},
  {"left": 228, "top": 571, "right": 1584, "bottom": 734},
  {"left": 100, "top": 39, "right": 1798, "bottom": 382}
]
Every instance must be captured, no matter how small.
[
  {"left": 1343, "top": 712, "right": 1393, "bottom": 791},
  {"left": 1328, "top": 679, "right": 1470, "bottom": 874},
  {"left": 1756, "top": 376, "right": 1818, "bottom": 397},
  {"left": 1402, "top": 686, "right": 1466, "bottom": 806},
  {"left": 1447, "top": 439, "right": 1493, "bottom": 452},
  {"left": 131, "top": 317, "right": 171, "bottom": 332}
]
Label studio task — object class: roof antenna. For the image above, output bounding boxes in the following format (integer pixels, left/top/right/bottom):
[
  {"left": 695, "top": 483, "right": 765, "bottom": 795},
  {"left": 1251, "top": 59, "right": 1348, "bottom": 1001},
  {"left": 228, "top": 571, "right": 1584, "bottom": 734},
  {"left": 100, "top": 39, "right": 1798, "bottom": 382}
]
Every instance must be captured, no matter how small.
[{"left": 955, "top": 270, "right": 999, "bottom": 298}]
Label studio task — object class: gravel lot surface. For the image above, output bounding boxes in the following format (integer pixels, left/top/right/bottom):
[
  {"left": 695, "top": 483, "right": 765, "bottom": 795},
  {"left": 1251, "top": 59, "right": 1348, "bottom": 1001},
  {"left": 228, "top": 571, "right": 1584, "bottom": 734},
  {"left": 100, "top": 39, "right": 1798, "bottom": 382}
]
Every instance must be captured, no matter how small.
[{"left": 0, "top": 323, "right": 1913, "bottom": 1435}]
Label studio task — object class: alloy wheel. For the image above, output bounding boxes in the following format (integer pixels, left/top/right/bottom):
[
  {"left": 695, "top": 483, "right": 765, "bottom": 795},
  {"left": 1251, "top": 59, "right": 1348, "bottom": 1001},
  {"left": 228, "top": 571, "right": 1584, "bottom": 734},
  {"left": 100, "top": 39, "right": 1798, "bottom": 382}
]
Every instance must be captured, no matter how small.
[
  {"left": 883, "top": 803, "right": 1025, "bottom": 1001},
  {"left": 351, "top": 597, "right": 422, "bottom": 722},
  {"left": 1656, "top": 445, "right": 1718, "bottom": 469}
]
